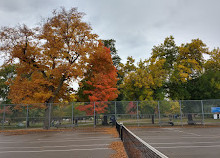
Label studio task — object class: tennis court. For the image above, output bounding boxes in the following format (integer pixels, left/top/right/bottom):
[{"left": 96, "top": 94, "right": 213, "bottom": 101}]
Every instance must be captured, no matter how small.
[
  {"left": 127, "top": 126, "right": 220, "bottom": 158},
  {"left": 0, "top": 128, "right": 119, "bottom": 158}
]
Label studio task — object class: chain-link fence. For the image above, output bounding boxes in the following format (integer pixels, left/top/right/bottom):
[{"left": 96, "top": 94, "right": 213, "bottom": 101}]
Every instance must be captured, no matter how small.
[{"left": 1, "top": 100, "right": 220, "bottom": 130}]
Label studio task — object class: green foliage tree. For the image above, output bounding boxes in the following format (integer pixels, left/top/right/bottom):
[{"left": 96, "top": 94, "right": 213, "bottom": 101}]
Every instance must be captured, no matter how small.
[
  {"left": 120, "top": 60, "right": 150, "bottom": 101},
  {"left": 185, "top": 71, "right": 220, "bottom": 99},
  {"left": 184, "top": 48, "right": 220, "bottom": 100},
  {"left": 0, "top": 64, "right": 16, "bottom": 104},
  {"left": 119, "top": 58, "right": 167, "bottom": 123},
  {"left": 151, "top": 36, "right": 178, "bottom": 72},
  {"left": 149, "top": 36, "right": 178, "bottom": 100},
  {"left": 175, "top": 39, "right": 207, "bottom": 82},
  {"left": 102, "top": 39, "right": 121, "bottom": 68},
  {"left": 116, "top": 56, "right": 136, "bottom": 101},
  {"left": 118, "top": 56, "right": 136, "bottom": 77},
  {"left": 168, "top": 39, "right": 208, "bottom": 100},
  {"left": 205, "top": 48, "right": 220, "bottom": 71},
  {"left": 169, "top": 39, "right": 208, "bottom": 123}
]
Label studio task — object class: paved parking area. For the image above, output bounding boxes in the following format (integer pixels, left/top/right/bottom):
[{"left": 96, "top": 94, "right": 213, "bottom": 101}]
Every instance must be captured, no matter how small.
[
  {"left": 0, "top": 129, "right": 119, "bottom": 158},
  {"left": 130, "top": 127, "right": 220, "bottom": 158}
]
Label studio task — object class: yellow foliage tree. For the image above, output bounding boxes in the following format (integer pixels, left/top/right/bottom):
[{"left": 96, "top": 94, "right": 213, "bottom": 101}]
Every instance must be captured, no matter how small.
[
  {"left": 205, "top": 48, "right": 220, "bottom": 71},
  {"left": 120, "top": 58, "right": 167, "bottom": 101},
  {"left": 174, "top": 39, "right": 208, "bottom": 83}
]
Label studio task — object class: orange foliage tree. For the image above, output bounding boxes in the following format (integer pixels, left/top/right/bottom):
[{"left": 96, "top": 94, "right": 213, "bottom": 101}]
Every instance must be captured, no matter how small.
[
  {"left": 0, "top": 8, "right": 97, "bottom": 129},
  {"left": 126, "top": 102, "right": 137, "bottom": 115},
  {"left": 77, "top": 42, "right": 119, "bottom": 115},
  {"left": 0, "top": 106, "right": 12, "bottom": 115}
]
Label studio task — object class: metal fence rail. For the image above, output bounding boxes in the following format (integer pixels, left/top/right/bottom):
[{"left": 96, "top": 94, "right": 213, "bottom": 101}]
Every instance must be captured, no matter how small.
[{"left": 1, "top": 100, "right": 220, "bottom": 129}]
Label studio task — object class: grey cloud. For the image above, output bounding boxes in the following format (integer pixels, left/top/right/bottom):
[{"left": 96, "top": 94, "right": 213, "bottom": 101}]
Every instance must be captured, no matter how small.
[{"left": 0, "top": 0, "right": 220, "bottom": 64}]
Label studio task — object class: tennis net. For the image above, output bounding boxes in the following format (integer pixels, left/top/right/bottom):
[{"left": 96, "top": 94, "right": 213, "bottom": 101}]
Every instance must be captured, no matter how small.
[{"left": 116, "top": 122, "right": 168, "bottom": 158}]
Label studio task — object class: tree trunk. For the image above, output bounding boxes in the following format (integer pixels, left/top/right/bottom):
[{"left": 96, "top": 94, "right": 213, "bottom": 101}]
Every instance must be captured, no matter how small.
[
  {"left": 152, "top": 114, "right": 155, "bottom": 124},
  {"left": 26, "top": 120, "right": 30, "bottom": 127},
  {"left": 44, "top": 104, "right": 51, "bottom": 129},
  {"left": 43, "top": 74, "right": 65, "bottom": 129},
  {"left": 94, "top": 115, "right": 97, "bottom": 126}
]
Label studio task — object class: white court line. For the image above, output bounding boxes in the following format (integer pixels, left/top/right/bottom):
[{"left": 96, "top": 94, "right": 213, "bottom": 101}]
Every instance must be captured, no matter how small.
[
  {"left": 37, "top": 136, "right": 112, "bottom": 140},
  {"left": 0, "top": 138, "right": 119, "bottom": 144},
  {"left": 156, "top": 144, "right": 220, "bottom": 149},
  {"left": 54, "top": 133, "right": 106, "bottom": 136},
  {"left": 150, "top": 141, "right": 220, "bottom": 145},
  {"left": 164, "top": 128, "right": 201, "bottom": 136},
  {"left": 141, "top": 136, "right": 220, "bottom": 139},
  {"left": 0, "top": 143, "right": 110, "bottom": 149},
  {"left": 0, "top": 147, "right": 110, "bottom": 154},
  {"left": 146, "top": 131, "right": 176, "bottom": 132}
]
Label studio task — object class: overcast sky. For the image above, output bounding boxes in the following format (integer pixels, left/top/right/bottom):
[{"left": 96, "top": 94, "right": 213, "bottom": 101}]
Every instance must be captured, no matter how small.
[{"left": 0, "top": 0, "right": 220, "bottom": 64}]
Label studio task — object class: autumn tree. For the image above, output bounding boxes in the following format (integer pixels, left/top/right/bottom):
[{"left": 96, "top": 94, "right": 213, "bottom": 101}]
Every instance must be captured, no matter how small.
[
  {"left": 119, "top": 59, "right": 167, "bottom": 124},
  {"left": 116, "top": 56, "right": 137, "bottom": 102},
  {"left": 120, "top": 37, "right": 210, "bottom": 124},
  {"left": 120, "top": 56, "right": 167, "bottom": 101},
  {"left": 161, "top": 38, "right": 208, "bottom": 124},
  {"left": 126, "top": 102, "right": 137, "bottom": 115},
  {"left": 76, "top": 42, "right": 118, "bottom": 115},
  {"left": 151, "top": 36, "right": 178, "bottom": 74},
  {"left": 149, "top": 36, "right": 208, "bottom": 100},
  {"left": 175, "top": 39, "right": 207, "bottom": 82},
  {"left": 169, "top": 39, "right": 208, "bottom": 100},
  {"left": 102, "top": 39, "right": 123, "bottom": 98},
  {"left": 120, "top": 60, "right": 153, "bottom": 101},
  {"left": 77, "top": 39, "right": 121, "bottom": 102},
  {"left": 183, "top": 48, "right": 220, "bottom": 100},
  {"left": 205, "top": 48, "right": 220, "bottom": 71},
  {"left": 0, "top": 8, "right": 98, "bottom": 129},
  {"left": 118, "top": 56, "right": 136, "bottom": 78},
  {"left": 150, "top": 36, "right": 178, "bottom": 99}
]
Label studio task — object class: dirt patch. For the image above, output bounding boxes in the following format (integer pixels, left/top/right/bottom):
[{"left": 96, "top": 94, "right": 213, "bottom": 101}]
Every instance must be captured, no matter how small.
[
  {"left": 102, "top": 127, "right": 127, "bottom": 158},
  {"left": 0, "top": 126, "right": 119, "bottom": 136},
  {"left": 103, "top": 127, "right": 119, "bottom": 138},
  {"left": 0, "top": 128, "right": 74, "bottom": 135},
  {"left": 109, "top": 141, "right": 127, "bottom": 158}
]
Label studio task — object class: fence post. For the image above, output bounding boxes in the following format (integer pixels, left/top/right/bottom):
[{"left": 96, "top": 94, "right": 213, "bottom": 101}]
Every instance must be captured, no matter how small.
[
  {"left": 2, "top": 105, "right": 5, "bottom": 129},
  {"left": 26, "top": 105, "right": 29, "bottom": 129},
  {"left": 158, "top": 101, "right": 161, "bottom": 127},
  {"left": 49, "top": 103, "right": 51, "bottom": 129},
  {"left": 72, "top": 102, "right": 74, "bottom": 125},
  {"left": 115, "top": 101, "right": 117, "bottom": 120},
  {"left": 137, "top": 101, "right": 139, "bottom": 126},
  {"left": 179, "top": 100, "right": 183, "bottom": 127},
  {"left": 201, "top": 100, "right": 205, "bottom": 125},
  {"left": 94, "top": 102, "right": 96, "bottom": 128}
]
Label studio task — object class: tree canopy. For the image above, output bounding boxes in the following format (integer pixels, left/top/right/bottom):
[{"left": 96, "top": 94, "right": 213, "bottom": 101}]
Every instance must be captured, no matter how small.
[
  {"left": 76, "top": 42, "right": 118, "bottom": 115},
  {"left": 0, "top": 8, "right": 98, "bottom": 105}
]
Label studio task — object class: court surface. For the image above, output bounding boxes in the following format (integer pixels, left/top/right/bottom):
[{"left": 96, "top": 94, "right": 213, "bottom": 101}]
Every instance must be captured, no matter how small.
[
  {"left": 0, "top": 129, "right": 119, "bottom": 158},
  {"left": 130, "top": 127, "right": 220, "bottom": 158}
]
